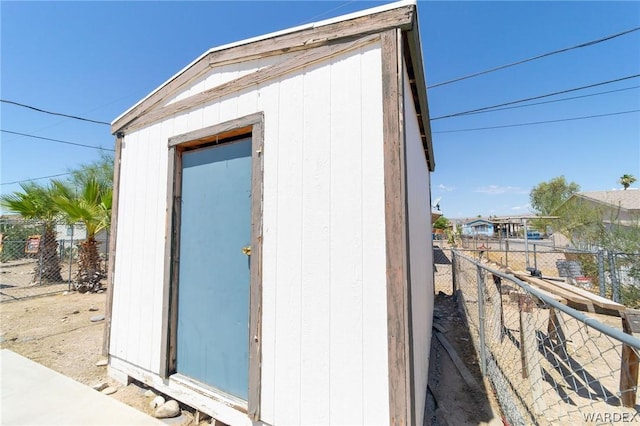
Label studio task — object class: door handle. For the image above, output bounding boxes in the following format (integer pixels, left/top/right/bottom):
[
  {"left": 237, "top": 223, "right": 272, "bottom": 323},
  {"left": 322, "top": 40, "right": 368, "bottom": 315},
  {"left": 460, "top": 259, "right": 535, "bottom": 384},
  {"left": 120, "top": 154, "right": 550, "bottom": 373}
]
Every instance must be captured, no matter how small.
[{"left": 242, "top": 246, "right": 252, "bottom": 256}]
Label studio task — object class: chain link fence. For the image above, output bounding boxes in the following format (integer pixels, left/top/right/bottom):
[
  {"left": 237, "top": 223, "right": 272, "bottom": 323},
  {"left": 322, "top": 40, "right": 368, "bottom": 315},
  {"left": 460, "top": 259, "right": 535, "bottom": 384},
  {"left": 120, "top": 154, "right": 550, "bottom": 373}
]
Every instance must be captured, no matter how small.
[
  {"left": 452, "top": 248, "right": 640, "bottom": 425},
  {"left": 459, "top": 236, "right": 640, "bottom": 308},
  {"left": 0, "top": 218, "right": 109, "bottom": 302}
]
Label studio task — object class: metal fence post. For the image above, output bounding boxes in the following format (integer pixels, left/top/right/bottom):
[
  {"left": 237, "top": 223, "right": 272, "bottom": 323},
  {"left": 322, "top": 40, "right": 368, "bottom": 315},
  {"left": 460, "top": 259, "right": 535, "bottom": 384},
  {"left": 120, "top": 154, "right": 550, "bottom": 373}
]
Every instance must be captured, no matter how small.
[
  {"left": 505, "top": 238, "right": 509, "bottom": 268},
  {"left": 608, "top": 251, "right": 620, "bottom": 303},
  {"left": 37, "top": 222, "right": 45, "bottom": 286},
  {"left": 476, "top": 264, "right": 487, "bottom": 376},
  {"left": 533, "top": 244, "right": 538, "bottom": 270},
  {"left": 598, "top": 249, "right": 606, "bottom": 297},
  {"left": 68, "top": 223, "right": 74, "bottom": 291},
  {"left": 451, "top": 249, "right": 457, "bottom": 296}
]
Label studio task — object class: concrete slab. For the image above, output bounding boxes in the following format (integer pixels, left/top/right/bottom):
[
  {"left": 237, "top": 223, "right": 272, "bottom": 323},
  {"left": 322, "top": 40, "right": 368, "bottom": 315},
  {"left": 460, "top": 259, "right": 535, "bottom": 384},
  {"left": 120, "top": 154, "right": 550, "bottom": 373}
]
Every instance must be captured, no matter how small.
[{"left": 0, "top": 349, "right": 165, "bottom": 425}]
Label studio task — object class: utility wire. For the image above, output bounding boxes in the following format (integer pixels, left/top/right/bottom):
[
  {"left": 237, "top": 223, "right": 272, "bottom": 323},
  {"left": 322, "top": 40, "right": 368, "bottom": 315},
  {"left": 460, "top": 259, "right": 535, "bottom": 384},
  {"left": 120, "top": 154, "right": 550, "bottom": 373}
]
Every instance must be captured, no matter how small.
[
  {"left": 297, "top": 0, "right": 356, "bottom": 25},
  {"left": 432, "top": 109, "right": 639, "bottom": 134},
  {"left": 1, "top": 173, "right": 73, "bottom": 186},
  {"left": 431, "top": 74, "right": 640, "bottom": 120},
  {"left": 446, "top": 85, "right": 640, "bottom": 117},
  {"left": 429, "top": 26, "right": 640, "bottom": 88},
  {"left": 1, "top": 130, "right": 115, "bottom": 152},
  {"left": 0, "top": 99, "right": 110, "bottom": 126}
]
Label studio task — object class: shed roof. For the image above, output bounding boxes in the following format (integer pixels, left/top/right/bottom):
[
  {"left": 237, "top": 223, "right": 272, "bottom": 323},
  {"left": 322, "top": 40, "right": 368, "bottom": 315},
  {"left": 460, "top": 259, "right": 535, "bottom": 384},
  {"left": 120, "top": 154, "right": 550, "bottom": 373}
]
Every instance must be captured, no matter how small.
[{"left": 111, "top": 0, "right": 434, "bottom": 170}]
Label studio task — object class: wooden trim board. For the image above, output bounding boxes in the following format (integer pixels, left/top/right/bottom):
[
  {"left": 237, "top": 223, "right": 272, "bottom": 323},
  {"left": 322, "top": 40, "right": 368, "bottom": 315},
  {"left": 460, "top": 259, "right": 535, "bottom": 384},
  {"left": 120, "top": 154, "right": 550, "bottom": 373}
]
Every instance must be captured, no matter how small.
[
  {"left": 398, "top": 32, "right": 416, "bottom": 426},
  {"left": 434, "top": 331, "right": 481, "bottom": 392},
  {"left": 514, "top": 273, "right": 594, "bottom": 312},
  {"left": 514, "top": 272, "right": 625, "bottom": 313},
  {"left": 247, "top": 116, "right": 264, "bottom": 421},
  {"left": 125, "top": 35, "right": 379, "bottom": 133},
  {"left": 620, "top": 312, "right": 639, "bottom": 408},
  {"left": 109, "top": 357, "right": 252, "bottom": 426},
  {"left": 160, "top": 144, "right": 180, "bottom": 377},
  {"left": 102, "top": 133, "right": 123, "bottom": 356},
  {"left": 161, "top": 113, "right": 265, "bottom": 420},
  {"left": 382, "top": 28, "right": 410, "bottom": 426},
  {"left": 111, "top": 4, "right": 415, "bottom": 133}
]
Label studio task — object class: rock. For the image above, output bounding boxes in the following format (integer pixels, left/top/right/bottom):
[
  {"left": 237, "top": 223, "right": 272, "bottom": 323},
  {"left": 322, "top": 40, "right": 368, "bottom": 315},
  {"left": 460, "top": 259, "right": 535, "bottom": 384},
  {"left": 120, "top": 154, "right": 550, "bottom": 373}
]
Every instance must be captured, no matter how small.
[
  {"left": 92, "top": 381, "right": 108, "bottom": 391},
  {"left": 144, "top": 389, "right": 156, "bottom": 398},
  {"left": 154, "top": 400, "right": 180, "bottom": 419},
  {"left": 101, "top": 386, "right": 118, "bottom": 395},
  {"left": 96, "top": 359, "right": 108, "bottom": 367},
  {"left": 89, "top": 307, "right": 99, "bottom": 312},
  {"left": 71, "top": 310, "right": 80, "bottom": 315},
  {"left": 90, "top": 315, "right": 105, "bottom": 322},
  {"left": 150, "top": 395, "right": 165, "bottom": 408},
  {"left": 159, "top": 413, "right": 189, "bottom": 425}
]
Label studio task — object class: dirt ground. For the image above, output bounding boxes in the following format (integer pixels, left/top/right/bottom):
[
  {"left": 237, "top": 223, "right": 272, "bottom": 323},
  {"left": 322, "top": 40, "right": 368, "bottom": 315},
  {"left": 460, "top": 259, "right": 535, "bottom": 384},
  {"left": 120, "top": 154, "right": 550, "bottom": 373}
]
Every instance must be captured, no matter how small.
[
  {"left": 428, "top": 245, "right": 505, "bottom": 426},
  {"left": 0, "top": 290, "right": 210, "bottom": 425},
  {"left": 0, "top": 250, "right": 504, "bottom": 426}
]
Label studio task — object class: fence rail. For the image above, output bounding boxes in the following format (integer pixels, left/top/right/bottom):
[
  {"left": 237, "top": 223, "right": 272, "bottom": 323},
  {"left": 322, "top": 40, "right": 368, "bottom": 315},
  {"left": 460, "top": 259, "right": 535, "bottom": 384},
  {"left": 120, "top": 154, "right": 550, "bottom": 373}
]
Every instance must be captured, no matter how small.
[
  {"left": 452, "top": 248, "right": 640, "bottom": 425},
  {"left": 458, "top": 237, "right": 640, "bottom": 308}
]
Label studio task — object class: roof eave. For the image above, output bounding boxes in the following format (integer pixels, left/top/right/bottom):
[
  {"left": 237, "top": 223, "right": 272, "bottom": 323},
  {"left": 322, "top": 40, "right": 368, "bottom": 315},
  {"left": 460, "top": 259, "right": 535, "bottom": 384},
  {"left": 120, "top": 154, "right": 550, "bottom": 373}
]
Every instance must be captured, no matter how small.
[{"left": 403, "top": 13, "right": 435, "bottom": 171}]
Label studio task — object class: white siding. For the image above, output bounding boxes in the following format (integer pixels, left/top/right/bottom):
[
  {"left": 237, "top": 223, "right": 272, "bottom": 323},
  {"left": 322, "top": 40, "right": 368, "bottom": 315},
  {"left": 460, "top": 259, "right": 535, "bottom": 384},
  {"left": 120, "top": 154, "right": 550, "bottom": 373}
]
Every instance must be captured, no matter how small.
[
  {"left": 403, "top": 65, "right": 433, "bottom": 426},
  {"left": 360, "top": 46, "right": 389, "bottom": 426},
  {"left": 299, "top": 59, "right": 331, "bottom": 426},
  {"left": 163, "top": 52, "right": 298, "bottom": 107},
  {"left": 110, "top": 121, "right": 168, "bottom": 371},
  {"left": 329, "top": 49, "right": 364, "bottom": 426},
  {"left": 111, "top": 40, "right": 390, "bottom": 425}
]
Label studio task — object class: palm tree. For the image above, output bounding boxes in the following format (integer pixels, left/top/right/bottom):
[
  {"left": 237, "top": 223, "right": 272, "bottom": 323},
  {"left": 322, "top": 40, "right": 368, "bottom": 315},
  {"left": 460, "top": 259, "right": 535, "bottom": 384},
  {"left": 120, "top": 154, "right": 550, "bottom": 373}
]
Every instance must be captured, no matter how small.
[
  {"left": 0, "top": 182, "right": 63, "bottom": 282},
  {"left": 53, "top": 178, "right": 112, "bottom": 292},
  {"left": 619, "top": 174, "right": 637, "bottom": 190}
]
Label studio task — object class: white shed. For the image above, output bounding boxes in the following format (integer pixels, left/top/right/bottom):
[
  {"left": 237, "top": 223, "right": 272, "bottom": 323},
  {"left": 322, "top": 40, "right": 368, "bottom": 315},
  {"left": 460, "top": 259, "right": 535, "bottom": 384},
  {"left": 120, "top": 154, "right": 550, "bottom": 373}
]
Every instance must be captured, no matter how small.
[{"left": 105, "top": 1, "right": 436, "bottom": 425}]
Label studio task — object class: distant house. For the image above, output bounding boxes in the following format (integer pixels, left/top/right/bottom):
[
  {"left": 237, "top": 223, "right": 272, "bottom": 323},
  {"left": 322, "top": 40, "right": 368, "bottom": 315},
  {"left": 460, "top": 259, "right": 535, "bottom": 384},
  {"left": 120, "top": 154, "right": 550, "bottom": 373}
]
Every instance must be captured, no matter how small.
[
  {"left": 562, "top": 189, "right": 640, "bottom": 227},
  {"left": 461, "top": 219, "right": 494, "bottom": 237},
  {"left": 54, "top": 223, "right": 108, "bottom": 255},
  {"left": 0, "top": 216, "right": 107, "bottom": 257},
  {"left": 554, "top": 189, "right": 640, "bottom": 248}
]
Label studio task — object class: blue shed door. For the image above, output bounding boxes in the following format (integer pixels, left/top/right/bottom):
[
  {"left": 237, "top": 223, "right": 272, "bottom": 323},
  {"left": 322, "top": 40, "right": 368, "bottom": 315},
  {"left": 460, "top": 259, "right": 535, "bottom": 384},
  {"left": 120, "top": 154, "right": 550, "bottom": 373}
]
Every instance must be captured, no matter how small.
[{"left": 176, "top": 138, "right": 252, "bottom": 400}]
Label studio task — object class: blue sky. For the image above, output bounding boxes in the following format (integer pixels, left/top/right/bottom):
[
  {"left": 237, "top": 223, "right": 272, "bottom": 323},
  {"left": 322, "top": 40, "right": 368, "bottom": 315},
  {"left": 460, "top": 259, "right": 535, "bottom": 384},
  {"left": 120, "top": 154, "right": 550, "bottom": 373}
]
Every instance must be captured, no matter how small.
[{"left": 1, "top": 1, "right": 639, "bottom": 219}]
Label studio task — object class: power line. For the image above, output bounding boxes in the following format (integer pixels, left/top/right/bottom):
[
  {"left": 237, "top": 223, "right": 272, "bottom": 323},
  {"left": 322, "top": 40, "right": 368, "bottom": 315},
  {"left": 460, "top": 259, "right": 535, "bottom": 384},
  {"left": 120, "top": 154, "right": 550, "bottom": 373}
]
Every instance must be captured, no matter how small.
[
  {"left": 297, "top": 1, "right": 356, "bottom": 25},
  {"left": 446, "top": 85, "right": 640, "bottom": 117},
  {"left": 432, "top": 109, "right": 639, "bottom": 134},
  {"left": 0, "top": 99, "right": 110, "bottom": 125},
  {"left": 431, "top": 74, "right": 640, "bottom": 120},
  {"left": 1, "top": 173, "right": 73, "bottom": 186},
  {"left": 1, "top": 130, "right": 115, "bottom": 151},
  {"left": 429, "top": 26, "right": 640, "bottom": 89}
]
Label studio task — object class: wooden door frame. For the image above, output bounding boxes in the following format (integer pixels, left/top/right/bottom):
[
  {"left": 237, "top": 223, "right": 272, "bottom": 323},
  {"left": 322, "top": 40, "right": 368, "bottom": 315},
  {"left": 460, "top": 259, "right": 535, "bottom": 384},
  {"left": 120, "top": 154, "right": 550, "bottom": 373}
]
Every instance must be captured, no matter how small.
[{"left": 160, "top": 112, "right": 264, "bottom": 421}]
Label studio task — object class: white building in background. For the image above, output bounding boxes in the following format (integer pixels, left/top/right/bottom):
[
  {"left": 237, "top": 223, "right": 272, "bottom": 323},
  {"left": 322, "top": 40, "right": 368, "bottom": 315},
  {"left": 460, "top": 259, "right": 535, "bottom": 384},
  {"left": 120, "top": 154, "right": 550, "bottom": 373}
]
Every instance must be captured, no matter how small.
[{"left": 55, "top": 223, "right": 108, "bottom": 255}]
